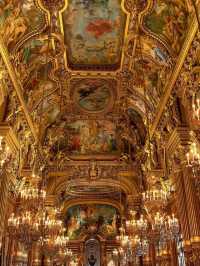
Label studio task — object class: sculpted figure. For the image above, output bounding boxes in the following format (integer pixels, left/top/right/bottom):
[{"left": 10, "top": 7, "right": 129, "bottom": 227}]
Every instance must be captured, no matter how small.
[{"left": 88, "top": 255, "right": 96, "bottom": 266}]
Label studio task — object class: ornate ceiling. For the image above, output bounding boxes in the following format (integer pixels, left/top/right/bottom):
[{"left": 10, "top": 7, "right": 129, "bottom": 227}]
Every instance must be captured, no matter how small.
[{"left": 0, "top": 0, "right": 198, "bottom": 242}]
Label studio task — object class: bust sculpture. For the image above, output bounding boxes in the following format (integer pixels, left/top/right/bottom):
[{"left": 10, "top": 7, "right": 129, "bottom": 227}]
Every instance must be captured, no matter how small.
[{"left": 88, "top": 254, "right": 97, "bottom": 266}]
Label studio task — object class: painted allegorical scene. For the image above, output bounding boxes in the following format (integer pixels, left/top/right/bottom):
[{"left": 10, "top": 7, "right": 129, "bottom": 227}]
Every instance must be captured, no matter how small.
[
  {"left": 65, "top": 204, "right": 119, "bottom": 240},
  {"left": 46, "top": 120, "right": 118, "bottom": 155},
  {"left": 0, "top": 0, "right": 45, "bottom": 50},
  {"left": 73, "top": 79, "right": 114, "bottom": 112},
  {"left": 62, "top": 0, "right": 126, "bottom": 69},
  {"left": 144, "top": 0, "right": 189, "bottom": 53}
]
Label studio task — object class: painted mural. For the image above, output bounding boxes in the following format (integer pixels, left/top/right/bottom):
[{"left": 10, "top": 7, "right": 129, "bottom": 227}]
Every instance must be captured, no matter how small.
[
  {"left": 62, "top": 0, "right": 126, "bottom": 69},
  {"left": 73, "top": 79, "right": 114, "bottom": 112},
  {"left": 65, "top": 204, "right": 119, "bottom": 240},
  {"left": 127, "top": 108, "right": 146, "bottom": 146},
  {"left": 0, "top": 0, "right": 45, "bottom": 49},
  {"left": 14, "top": 35, "right": 60, "bottom": 84},
  {"left": 139, "top": 37, "right": 171, "bottom": 66},
  {"left": 46, "top": 120, "right": 118, "bottom": 155},
  {"left": 132, "top": 58, "right": 168, "bottom": 108},
  {"left": 144, "top": 0, "right": 189, "bottom": 52}
]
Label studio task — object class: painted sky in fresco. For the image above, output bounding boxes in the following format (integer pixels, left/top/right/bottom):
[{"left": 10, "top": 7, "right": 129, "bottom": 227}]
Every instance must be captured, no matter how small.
[{"left": 63, "top": 0, "right": 126, "bottom": 69}]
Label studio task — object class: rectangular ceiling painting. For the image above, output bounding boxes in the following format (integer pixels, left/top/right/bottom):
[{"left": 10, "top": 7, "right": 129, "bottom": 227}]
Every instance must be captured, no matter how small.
[
  {"left": 65, "top": 120, "right": 118, "bottom": 155},
  {"left": 62, "top": 0, "right": 127, "bottom": 70}
]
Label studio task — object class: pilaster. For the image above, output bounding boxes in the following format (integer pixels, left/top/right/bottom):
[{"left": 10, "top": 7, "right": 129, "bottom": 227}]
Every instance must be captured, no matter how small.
[{"left": 166, "top": 127, "right": 200, "bottom": 265}]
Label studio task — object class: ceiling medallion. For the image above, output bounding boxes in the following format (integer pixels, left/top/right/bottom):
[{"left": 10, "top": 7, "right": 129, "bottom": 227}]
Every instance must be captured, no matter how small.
[{"left": 71, "top": 78, "right": 116, "bottom": 113}]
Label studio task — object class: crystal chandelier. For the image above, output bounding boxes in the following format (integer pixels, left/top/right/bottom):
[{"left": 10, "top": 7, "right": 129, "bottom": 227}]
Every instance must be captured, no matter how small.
[
  {"left": 126, "top": 212, "right": 148, "bottom": 234},
  {"left": 149, "top": 211, "right": 165, "bottom": 243},
  {"left": 165, "top": 214, "right": 179, "bottom": 239},
  {"left": 55, "top": 248, "right": 73, "bottom": 264},
  {"left": 43, "top": 214, "right": 63, "bottom": 237},
  {"left": 43, "top": 236, "right": 59, "bottom": 256},
  {"left": 39, "top": 221, "right": 68, "bottom": 257},
  {"left": 130, "top": 235, "right": 149, "bottom": 256},
  {"left": 54, "top": 233, "right": 69, "bottom": 249},
  {"left": 7, "top": 211, "right": 41, "bottom": 245},
  {"left": 149, "top": 212, "right": 179, "bottom": 243},
  {"left": 152, "top": 212, "right": 164, "bottom": 232},
  {"left": 112, "top": 247, "right": 127, "bottom": 265},
  {"left": 7, "top": 176, "right": 47, "bottom": 246},
  {"left": 19, "top": 181, "right": 46, "bottom": 209},
  {"left": 142, "top": 188, "right": 168, "bottom": 211},
  {"left": 116, "top": 226, "right": 129, "bottom": 247}
]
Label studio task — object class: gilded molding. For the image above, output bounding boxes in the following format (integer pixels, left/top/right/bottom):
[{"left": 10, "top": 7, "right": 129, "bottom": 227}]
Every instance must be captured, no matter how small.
[
  {"left": 0, "top": 36, "right": 37, "bottom": 141},
  {"left": 150, "top": 16, "right": 198, "bottom": 138}
]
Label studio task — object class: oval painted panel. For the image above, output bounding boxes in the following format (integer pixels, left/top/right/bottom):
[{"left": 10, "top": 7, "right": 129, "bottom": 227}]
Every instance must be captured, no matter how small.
[
  {"left": 62, "top": 0, "right": 127, "bottom": 70},
  {"left": 73, "top": 79, "right": 113, "bottom": 112}
]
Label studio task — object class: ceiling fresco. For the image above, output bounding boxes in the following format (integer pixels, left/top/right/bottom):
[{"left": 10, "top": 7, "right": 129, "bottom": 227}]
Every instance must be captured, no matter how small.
[
  {"left": 65, "top": 204, "right": 119, "bottom": 240},
  {"left": 142, "top": 0, "right": 190, "bottom": 53},
  {"left": 62, "top": 0, "right": 127, "bottom": 70},
  {"left": 44, "top": 119, "right": 118, "bottom": 158},
  {"left": 71, "top": 78, "right": 116, "bottom": 113},
  {"left": 13, "top": 35, "right": 63, "bottom": 85},
  {"left": 4, "top": 0, "right": 192, "bottom": 135},
  {"left": 0, "top": 0, "right": 192, "bottom": 161},
  {"left": 0, "top": 0, "right": 46, "bottom": 50},
  {"left": 132, "top": 58, "right": 167, "bottom": 109}
]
